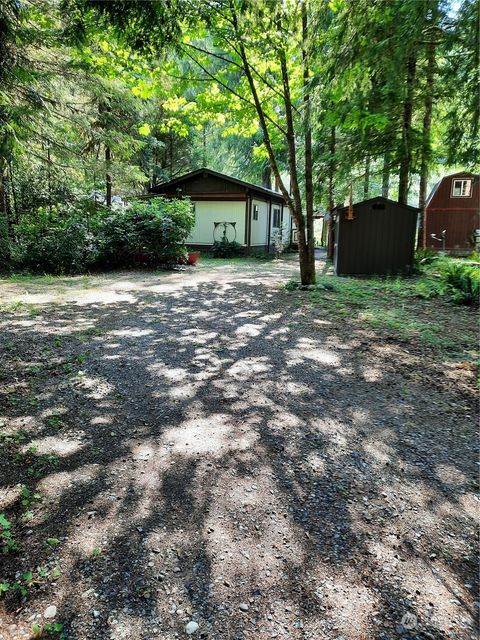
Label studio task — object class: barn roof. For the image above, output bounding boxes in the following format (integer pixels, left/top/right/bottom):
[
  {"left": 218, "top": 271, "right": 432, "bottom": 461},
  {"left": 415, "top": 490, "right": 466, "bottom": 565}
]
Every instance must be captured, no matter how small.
[
  {"left": 149, "top": 168, "right": 286, "bottom": 202},
  {"left": 426, "top": 171, "right": 480, "bottom": 206}
]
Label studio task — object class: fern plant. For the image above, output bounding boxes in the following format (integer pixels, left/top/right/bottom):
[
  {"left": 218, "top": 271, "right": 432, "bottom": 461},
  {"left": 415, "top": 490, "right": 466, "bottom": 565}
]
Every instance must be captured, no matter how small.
[{"left": 440, "top": 262, "right": 480, "bottom": 305}]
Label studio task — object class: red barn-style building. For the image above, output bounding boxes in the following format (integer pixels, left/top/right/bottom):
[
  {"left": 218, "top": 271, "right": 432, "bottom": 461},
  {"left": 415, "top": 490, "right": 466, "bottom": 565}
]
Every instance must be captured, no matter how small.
[{"left": 424, "top": 171, "right": 480, "bottom": 253}]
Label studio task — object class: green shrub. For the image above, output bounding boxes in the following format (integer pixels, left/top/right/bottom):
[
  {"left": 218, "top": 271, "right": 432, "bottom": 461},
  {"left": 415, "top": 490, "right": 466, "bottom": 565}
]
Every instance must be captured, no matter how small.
[
  {"left": 210, "top": 238, "right": 243, "bottom": 258},
  {"left": 284, "top": 279, "right": 300, "bottom": 291},
  {"left": 12, "top": 204, "right": 100, "bottom": 274},
  {"left": 9, "top": 197, "right": 194, "bottom": 273},
  {"left": 98, "top": 198, "right": 194, "bottom": 268},
  {"left": 413, "top": 248, "right": 439, "bottom": 273},
  {"left": 439, "top": 262, "right": 480, "bottom": 305}
]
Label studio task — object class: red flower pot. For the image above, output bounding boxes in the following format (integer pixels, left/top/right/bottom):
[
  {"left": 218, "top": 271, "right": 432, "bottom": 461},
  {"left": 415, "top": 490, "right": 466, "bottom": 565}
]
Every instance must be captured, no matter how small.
[{"left": 187, "top": 251, "right": 201, "bottom": 265}]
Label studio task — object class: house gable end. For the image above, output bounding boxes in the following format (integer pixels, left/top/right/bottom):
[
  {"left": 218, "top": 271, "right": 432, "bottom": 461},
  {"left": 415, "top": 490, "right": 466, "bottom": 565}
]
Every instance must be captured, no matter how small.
[{"left": 427, "top": 172, "right": 480, "bottom": 211}]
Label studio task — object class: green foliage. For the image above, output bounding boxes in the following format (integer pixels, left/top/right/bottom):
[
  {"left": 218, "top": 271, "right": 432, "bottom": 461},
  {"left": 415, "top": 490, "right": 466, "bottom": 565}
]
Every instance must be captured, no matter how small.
[
  {"left": 284, "top": 279, "right": 300, "bottom": 291},
  {"left": 306, "top": 265, "right": 475, "bottom": 358},
  {"left": 443, "top": 0, "right": 480, "bottom": 168},
  {"left": 98, "top": 197, "right": 194, "bottom": 268},
  {"left": 0, "top": 0, "right": 478, "bottom": 281},
  {"left": 8, "top": 198, "right": 194, "bottom": 273},
  {"left": 439, "top": 261, "right": 480, "bottom": 305},
  {"left": 0, "top": 513, "right": 17, "bottom": 555},
  {"left": 32, "top": 621, "right": 65, "bottom": 639},
  {"left": 413, "top": 248, "right": 440, "bottom": 274},
  {"left": 46, "top": 537, "right": 61, "bottom": 546},
  {"left": 210, "top": 238, "right": 244, "bottom": 258},
  {"left": 1, "top": 561, "right": 62, "bottom": 603},
  {"left": 0, "top": 212, "right": 10, "bottom": 272},
  {"left": 12, "top": 203, "right": 100, "bottom": 274},
  {"left": 414, "top": 279, "right": 441, "bottom": 300}
]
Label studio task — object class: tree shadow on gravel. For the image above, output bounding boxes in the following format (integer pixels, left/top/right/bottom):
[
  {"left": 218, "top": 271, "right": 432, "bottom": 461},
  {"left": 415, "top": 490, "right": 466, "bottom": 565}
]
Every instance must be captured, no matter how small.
[{"left": 0, "top": 265, "right": 477, "bottom": 639}]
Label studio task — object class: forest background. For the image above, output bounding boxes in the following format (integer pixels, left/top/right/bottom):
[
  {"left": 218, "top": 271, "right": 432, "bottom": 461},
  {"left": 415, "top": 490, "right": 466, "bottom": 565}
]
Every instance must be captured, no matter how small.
[{"left": 0, "top": 0, "right": 478, "bottom": 281}]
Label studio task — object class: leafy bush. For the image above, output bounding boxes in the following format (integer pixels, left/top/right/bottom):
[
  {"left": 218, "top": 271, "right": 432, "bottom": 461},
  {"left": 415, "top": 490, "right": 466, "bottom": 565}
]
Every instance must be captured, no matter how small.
[
  {"left": 98, "top": 198, "right": 194, "bottom": 268},
  {"left": 9, "top": 197, "right": 194, "bottom": 273},
  {"left": 439, "top": 261, "right": 480, "bottom": 305},
  {"left": 210, "top": 237, "right": 244, "bottom": 258},
  {"left": 12, "top": 204, "right": 100, "bottom": 274}
]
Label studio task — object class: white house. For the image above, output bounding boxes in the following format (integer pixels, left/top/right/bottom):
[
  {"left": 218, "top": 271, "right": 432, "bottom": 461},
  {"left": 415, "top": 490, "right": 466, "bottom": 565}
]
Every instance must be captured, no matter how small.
[{"left": 147, "top": 168, "right": 292, "bottom": 253}]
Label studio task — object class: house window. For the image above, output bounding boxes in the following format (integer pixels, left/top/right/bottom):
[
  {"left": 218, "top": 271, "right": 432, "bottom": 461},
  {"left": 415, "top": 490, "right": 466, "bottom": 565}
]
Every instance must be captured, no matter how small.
[
  {"left": 253, "top": 204, "right": 259, "bottom": 221},
  {"left": 273, "top": 208, "right": 281, "bottom": 228},
  {"left": 452, "top": 179, "right": 472, "bottom": 197}
]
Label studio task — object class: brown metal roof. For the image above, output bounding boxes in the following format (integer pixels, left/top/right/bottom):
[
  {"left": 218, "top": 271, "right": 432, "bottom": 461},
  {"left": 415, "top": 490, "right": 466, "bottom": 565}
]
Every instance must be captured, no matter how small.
[{"left": 149, "top": 168, "right": 286, "bottom": 203}]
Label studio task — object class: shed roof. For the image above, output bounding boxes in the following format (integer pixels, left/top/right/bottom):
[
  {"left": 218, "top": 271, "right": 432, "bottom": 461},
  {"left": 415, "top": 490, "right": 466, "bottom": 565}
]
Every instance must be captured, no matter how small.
[
  {"left": 333, "top": 196, "right": 419, "bottom": 213},
  {"left": 149, "top": 168, "right": 286, "bottom": 203}
]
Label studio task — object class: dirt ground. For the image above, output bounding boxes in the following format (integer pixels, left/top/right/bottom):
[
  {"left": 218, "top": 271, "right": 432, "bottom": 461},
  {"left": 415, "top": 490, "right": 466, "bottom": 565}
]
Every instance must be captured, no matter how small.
[{"left": 0, "top": 256, "right": 478, "bottom": 640}]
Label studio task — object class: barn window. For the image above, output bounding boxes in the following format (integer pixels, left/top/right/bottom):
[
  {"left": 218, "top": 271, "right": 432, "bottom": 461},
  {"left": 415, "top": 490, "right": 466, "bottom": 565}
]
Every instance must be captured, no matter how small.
[
  {"left": 273, "top": 208, "right": 281, "bottom": 227},
  {"left": 452, "top": 179, "right": 472, "bottom": 197},
  {"left": 253, "top": 204, "right": 259, "bottom": 221},
  {"left": 372, "top": 203, "right": 385, "bottom": 210}
]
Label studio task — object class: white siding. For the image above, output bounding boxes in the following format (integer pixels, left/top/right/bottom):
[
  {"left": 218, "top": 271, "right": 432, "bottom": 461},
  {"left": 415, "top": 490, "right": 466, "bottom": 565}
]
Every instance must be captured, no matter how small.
[
  {"left": 250, "top": 199, "right": 269, "bottom": 246},
  {"left": 188, "top": 200, "right": 246, "bottom": 245}
]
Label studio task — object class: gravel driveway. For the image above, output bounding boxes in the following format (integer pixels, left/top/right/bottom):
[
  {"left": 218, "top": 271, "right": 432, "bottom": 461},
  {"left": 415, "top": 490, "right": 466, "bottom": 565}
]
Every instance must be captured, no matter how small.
[{"left": 0, "top": 258, "right": 478, "bottom": 640}]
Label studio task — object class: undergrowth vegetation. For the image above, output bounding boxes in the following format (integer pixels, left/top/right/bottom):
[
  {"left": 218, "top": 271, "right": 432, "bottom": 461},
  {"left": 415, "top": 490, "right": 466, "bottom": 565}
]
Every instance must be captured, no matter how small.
[
  {"left": 210, "top": 238, "right": 244, "bottom": 258},
  {"left": 285, "top": 253, "right": 479, "bottom": 354}
]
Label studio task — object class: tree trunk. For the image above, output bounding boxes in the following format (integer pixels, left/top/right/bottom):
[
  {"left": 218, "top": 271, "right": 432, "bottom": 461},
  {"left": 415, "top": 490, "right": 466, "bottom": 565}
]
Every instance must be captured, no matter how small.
[
  {"left": 382, "top": 150, "right": 390, "bottom": 198},
  {"left": 327, "top": 126, "right": 336, "bottom": 260},
  {"left": 0, "top": 166, "right": 8, "bottom": 216},
  {"left": 297, "top": 226, "right": 315, "bottom": 283},
  {"left": 202, "top": 125, "right": 207, "bottom": 167},
  {"left": 46, "top": 143, "right": 52, "bottom": 217},
  {"left": 231, "top": 6, "right": 314, "bottom": 283},
  {"left": 262, "top": 164, "right": 272, "bottom": 190},
  {"left": 8, "top": 160, "right": 18, "bottom": 224},
  {"left": 398, "top": 53, "right": 417, "bottom": 204},
  {"left": 0, "top": 163, "right": 11, "bottom": 267},
  {"left": 363, "top": 155, "right": 370, "bottom": 199},
  {"left": 302, "top": 2, "right": 315, "bottom": 280},
  {"left": 105, "top": 145, "right": 112, "bottom": 207},
  {"left": 418, "top": 6, "right": 438, "bottom": 249}
]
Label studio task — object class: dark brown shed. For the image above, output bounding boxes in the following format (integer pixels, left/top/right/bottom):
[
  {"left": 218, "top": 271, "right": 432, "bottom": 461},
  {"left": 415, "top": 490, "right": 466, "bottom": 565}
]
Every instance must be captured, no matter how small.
[{"left": 333, "top": 197, "right": 418, "bottom": 276}]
